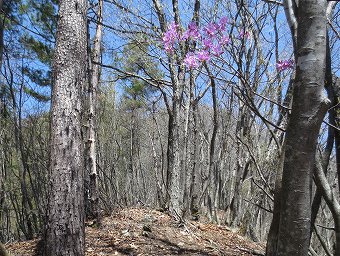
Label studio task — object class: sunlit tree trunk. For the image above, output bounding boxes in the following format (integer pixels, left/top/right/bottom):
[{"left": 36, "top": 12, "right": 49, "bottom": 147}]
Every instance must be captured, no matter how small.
[
  {"left": 86, "top": 0, "right": 103, "bottom": 222},
  {"left": 42, "top": 0, "right": 87, "bottom": 255},
  {"left": 276, "top": 0, "right": 328, "bottom": 255}
]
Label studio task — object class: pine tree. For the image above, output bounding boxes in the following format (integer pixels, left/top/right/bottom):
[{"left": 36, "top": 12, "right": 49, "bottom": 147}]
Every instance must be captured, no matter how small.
[{"left": 42, "top": 0, "right": 88, "bottom": 255}]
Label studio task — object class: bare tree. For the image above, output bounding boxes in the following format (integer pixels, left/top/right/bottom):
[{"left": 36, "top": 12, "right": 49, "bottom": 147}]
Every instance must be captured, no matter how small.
[
  {"left": 86, "top": 0, "right": 103, "bottom": 223},
  {"left": 275, "top": 0, "right": 329, "bottom": 255}
]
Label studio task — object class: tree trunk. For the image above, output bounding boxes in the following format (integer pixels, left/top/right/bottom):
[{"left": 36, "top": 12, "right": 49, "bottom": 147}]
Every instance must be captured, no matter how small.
[
  {"left": 0, "top": 0, "right": 4, "bottom": 70},
  {"left": 169, "top": 84, "right": 183, "bottom": 216},
  {"left": 42, "top": 0, "right": 87, "bottom": 255},
  {"left": 0, "top": 243, "right": 9, "bottom": 256},
  {"left": 86, "top": 0, "right": 103, "bottom": 222},
  {"left": 310, "top": 32, "right": 334, "bottom": 238},
  {"left": 265, "top": 147, "right": 285, "bottom": 256},
  {"left": 206, "top": 66, "right": 219, "bottom": 223},
  {"left": 276, "top": 1, "right": 328, "bottom": 255}
]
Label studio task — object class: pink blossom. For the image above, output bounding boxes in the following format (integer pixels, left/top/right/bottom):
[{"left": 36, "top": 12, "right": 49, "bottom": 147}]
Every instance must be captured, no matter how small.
[
  {"left": 168, "top": 22, "right": 179, "bottom": 34},
  {"left": 181, "top": 22, "right": 200, "bottom": 41},
  {"left": 164, "top": 43, "right": 174, "bottom": 53},
  {"left": 162, "top": 22, "right": 179, "bottom": 52},
  {"left": 163, "top": 22, "right": 179, "bottom": 42},
  {"left": 197, "top": 50, "right": 210, "bottom": 62},
  {"left": 220, "top": 35, "right": 230, "bottom": 45},
  {"left": 187, "top": 22, "right": 200, "bottom": 38},
  {"left": 184, "top": 52, "right": 199, "bottom": 69},
  {"left": 181, "top": 31, "right": 190, "bottom": 41},
  {"left": 276, "top": 59, "right": 294, "bottom": 71},
  {"left": 203, "top": 22, "right": 219, "bottom": 37},
  {"left": 212, "top": 44, "right": 224, "bottom": 56},
  {"left": 203, "top": 38, "right": 213, "bottom": 49},
  {"left": 218, "top": 17, "right": 228, "bottom": 31}
]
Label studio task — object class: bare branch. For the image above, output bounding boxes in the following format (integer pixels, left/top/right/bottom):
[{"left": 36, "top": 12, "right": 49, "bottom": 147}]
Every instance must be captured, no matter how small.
[
  {"left": 95, "top": 61, "right": 171, "bottom": 89},
  {"left": 314, "top": 154, "right": 340, "bottom": 219},
  {"left": 261, "top": 0, "right": 283, "bottom": 5},
  {"left": 326, "top": 2, "right": 338, "bottom": 18},
  {"left": 152, "top": 0, "right": 167, "bottom": 32},
  {"left": 283, "top": 0, "right": 298, "bottom": 50}
]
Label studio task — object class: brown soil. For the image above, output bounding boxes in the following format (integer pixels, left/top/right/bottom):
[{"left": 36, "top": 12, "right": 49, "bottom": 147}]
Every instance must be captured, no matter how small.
[{"left": 5, "top": 207, "right": 265, "bottom": 256}]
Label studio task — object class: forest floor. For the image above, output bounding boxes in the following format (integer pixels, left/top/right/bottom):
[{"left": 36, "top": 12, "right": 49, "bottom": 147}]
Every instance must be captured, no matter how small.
[{"left": 5, "top": 207, "right": 265, "bottom": 256}]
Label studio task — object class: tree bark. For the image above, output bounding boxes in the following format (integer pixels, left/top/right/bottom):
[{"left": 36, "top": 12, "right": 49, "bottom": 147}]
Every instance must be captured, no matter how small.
[
  {"left": 310, "top": 32, "right": 334, "bottom": 238},
  {"left": 0, "top": 0, "right": 4, "bottom": 70},
  {"left": 169, "top": 78, "right": 183, "bottom": 216},
  {"left": 42, "top": 0, "right": 87, "bottom": 255},
  {"left": 0, "top": 243, "right": 9, "bottom": 256},
  {"left": 276, "top": 1, "right": 328, "bottom": 255},
  {"left": 265, "top": 147, "right": 285, "bottom": 256},
  {"left": 205, "top": 65, "right": 219, "bottom": 222},
  {"left": 152, "top": 0, "right": 187, "bottom": 216},
  {"left": 86, "top": 0, "right": 103, "bottom": 222}
]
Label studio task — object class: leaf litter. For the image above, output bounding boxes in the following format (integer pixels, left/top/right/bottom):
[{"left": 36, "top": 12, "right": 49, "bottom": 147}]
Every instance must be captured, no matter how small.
[{"left": 5, "top": 207, "right": 265, "bottom": 256}]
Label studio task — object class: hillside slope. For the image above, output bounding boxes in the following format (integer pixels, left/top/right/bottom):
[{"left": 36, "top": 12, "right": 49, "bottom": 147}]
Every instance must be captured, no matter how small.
[{"left": 6, "top": 207, "right": 265, "bottom": 256}]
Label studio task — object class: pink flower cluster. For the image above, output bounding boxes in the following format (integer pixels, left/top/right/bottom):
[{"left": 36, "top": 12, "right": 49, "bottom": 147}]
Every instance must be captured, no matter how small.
[
  {"left": 276, "top": 59, "right": 294, "bottom": 71},
  {"left": 162, "top": 17, "right": 235, "bottom": 69},
  {"left": 181, "top": 22, "right": 200, "bottom": 41},
  {"left": 163, "top": 22, "right": 180, "bottom": 53}
]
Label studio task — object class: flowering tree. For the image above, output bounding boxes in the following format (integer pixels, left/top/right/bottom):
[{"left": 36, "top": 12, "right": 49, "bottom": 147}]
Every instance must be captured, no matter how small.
[
  {"left": 98, "top": 1, "right": 336, "bottom": 250},
  {"left": 162, "top": 18, "right": 235, "bottom": 69},
  {"left": 162, "top": 18, "right": 293, "bottom": 72},
  {"left": 159, "top": 10, "right": 295, "bottom": 220}
]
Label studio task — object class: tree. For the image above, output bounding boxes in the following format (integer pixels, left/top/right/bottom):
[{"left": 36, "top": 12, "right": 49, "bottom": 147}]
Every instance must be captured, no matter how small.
[
  {"left": 0, "top": 0, "right": 5, "bottom": 69},
  {"left": 41, "top": 0, "right": 88, "bottom": 255},
  {"left": 274, "top": 0, "right": 329, "bottom": 255},
  {"left": 0, "top": 243, "right": 9, "bottom": 256},
  {"left": 86, "top": 0, "right": 103, "bottom": 223}
]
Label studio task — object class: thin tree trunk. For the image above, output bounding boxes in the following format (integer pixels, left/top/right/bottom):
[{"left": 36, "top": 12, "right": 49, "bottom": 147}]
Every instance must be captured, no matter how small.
[
  {"left": 265, "top": 147, "right": 285, "bottom": 256},
  {"left": 314, "top": 153, "right": 340, "bottom": 256},
  {"left": 206, "top": 65, "right": 219, "bottom": 222},
  {"left": 188, "top": 102, "right": 199, "bottom": 217},
  {"left": 86, "top": 0, "right": 103, "bottom": 222},
  {"left": 165, "top": 111, "right": 173, "bottom": 210},
  {"left": 310, "top": 32, "right": 334, "bottom": 238},
  {"left": 170, "top": 84, "right": 183, "bottom": 216},
  {"left": 0, "top": 0, "right": 4, "bottom": 70}
]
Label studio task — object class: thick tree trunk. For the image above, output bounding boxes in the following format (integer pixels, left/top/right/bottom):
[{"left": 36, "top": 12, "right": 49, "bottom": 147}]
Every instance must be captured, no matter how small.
[
  {"left": 276, "top": 1, "right": 328, "bottom": 255},
  {"left": 42, "top": 0, "right": 87, "bottom": 255}
]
